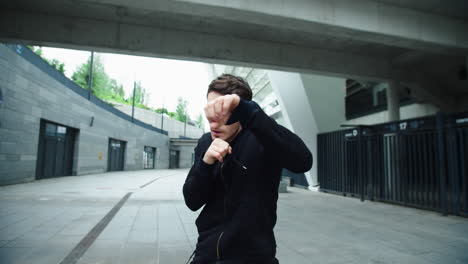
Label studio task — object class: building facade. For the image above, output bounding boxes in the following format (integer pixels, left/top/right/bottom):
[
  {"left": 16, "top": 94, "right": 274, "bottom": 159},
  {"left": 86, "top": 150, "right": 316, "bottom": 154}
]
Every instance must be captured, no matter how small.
[{"left": 0, "top": 44, "right": 175, "bottom": 185}]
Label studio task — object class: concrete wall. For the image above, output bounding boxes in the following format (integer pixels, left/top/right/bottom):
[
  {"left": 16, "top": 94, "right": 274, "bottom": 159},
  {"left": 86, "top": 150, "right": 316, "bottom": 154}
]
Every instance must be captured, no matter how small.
[
  {"left": 268, "top": 70, "right": 319, "bottom": 188},
  {"left": 113, "top": 104, "right": 204, "bottom": 139},
  {"left": 0, "top": 44, "right": 171, "bottom": 185},
  {"left": 171, "top": 145, "right": 195, "bottom": 169},
  {"left": 300, "top": 74, "right": 347, "bottom": 133}
]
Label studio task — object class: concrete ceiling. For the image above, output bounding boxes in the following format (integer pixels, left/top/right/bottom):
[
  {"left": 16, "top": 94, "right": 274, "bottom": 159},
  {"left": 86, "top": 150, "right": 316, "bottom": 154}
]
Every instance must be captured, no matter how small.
[
  {"left": 0, "top": 0, "right": 467, "bottom": 111},
  {"left": 379, "top": 0, "right": 468, "bottom": 21}
]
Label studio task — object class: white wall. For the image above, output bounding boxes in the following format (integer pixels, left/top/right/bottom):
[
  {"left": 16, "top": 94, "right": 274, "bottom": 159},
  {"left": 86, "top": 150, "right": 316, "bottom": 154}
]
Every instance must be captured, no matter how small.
[
  {"left": 300, "top": 74, "right": 347, "bottom": 133},
  {"left": 113, "top": 104, "right": 204, "bottom": 139},
  {"left": 267, "top": 70, "right": 319, "bottom": 188}
]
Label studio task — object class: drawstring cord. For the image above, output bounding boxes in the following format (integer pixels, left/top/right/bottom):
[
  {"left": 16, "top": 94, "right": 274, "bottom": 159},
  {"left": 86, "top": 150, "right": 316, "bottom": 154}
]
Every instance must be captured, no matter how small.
[{"left": 185, "top": 250, "right": 195, "bottom": 264}]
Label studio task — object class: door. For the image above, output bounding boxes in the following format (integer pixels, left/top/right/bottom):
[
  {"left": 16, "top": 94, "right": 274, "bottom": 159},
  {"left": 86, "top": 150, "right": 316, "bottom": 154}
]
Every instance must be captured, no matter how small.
[
  {"left": 144, "top": 146, "right": 156, "bottom": 169},
  {"left": 170, "top": 150, "right": 180, "bottom": 169},
  {"left": 108, "top": 139, "right": 126, "bottom": 171},
  {"left": 36, "top": 120, "right": 76, "bottom": 179}
]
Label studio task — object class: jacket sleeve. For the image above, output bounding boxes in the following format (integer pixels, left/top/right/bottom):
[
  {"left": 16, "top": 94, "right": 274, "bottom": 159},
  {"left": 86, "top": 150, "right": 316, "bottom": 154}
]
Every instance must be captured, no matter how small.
[
  {"left": 219, "top": 99, "right": 314, "bottom": 252},
  {"left": 182, "top": 136, "right": 216, "bottom": 211},
  {"left": 227, "top": 98, "right": 313, "bottom": 173}
]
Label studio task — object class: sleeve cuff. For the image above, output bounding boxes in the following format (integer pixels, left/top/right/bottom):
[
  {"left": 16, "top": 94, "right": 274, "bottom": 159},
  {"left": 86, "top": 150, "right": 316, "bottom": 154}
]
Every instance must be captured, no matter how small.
[
  {"left": 196, "top": 153, "right": 216, "bottom": 176},
  {"left": 225, "top": 98, "right": 260, "bottom": 127},
  {"left": 198, "top": 159, "right": 216, "bottom": 171}
]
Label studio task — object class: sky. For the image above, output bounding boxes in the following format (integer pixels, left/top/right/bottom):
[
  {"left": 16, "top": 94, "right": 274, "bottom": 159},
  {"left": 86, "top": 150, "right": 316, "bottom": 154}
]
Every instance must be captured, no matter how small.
[{"left": 39, "top": 47, "right": 213, "bottom": 128}]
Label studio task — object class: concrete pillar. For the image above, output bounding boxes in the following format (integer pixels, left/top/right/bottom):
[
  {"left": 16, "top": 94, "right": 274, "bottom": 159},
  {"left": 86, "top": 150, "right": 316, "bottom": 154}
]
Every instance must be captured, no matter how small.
[
  {"left": 267, "top": 70, "right": 319, "bottom": 189},
  {"left": 386, "top": 81, "right": 400, "bottom": 122}
]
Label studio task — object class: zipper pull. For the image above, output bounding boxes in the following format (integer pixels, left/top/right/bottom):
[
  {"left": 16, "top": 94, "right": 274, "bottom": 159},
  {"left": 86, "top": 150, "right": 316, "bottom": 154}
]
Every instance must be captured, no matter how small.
[{"left": 233, "top": 158, "right": 247, "bottom": 170}]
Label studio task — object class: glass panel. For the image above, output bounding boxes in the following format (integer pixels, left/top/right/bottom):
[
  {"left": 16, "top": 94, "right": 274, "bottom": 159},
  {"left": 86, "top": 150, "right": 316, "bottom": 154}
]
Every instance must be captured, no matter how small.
[
  {"left": 143, "top": 147, "right": 155, "bottom": 169},
  {"left": 57, "top": 126, "right": 67, "bottom": 135},
  {"left": 57, "top": 126, "right": 67, "bottom": 139},
  {"left": 45, "top": 123, "right": 57, "bottom": 137},
  {"left": 145, "top": 146, "right": 154, "bottom": 153}
]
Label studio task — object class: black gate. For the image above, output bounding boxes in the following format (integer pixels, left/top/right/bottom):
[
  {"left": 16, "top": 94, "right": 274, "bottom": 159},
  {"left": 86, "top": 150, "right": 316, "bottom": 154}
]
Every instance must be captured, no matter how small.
[
  {"left": 36, "top": 120, "right": 77, "bottom": 179},
  {"left": 318, "top": 112, "right": 468, "bottom": 217},
  {"left": 170, "top": 150, "right": 180, "bottom": 169},
  {"left": 108, "top": 138, "right": 126, "bottom": 171},
  {"left": 144, "top": 146, "right": 156, "bottom": 169}
]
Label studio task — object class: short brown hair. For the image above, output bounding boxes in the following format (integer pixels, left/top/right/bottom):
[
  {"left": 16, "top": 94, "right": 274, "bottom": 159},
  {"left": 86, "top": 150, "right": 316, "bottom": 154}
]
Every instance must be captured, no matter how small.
[{"left": 207, "top": 74, "right": 253, "bottom": 101}]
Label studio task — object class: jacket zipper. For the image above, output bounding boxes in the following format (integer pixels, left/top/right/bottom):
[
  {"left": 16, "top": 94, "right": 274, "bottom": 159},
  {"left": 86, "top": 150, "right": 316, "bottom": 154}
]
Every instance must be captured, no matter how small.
[
  {"left": 216, "top": 231, "right": 224, "bottom": 259},
  {"left": 220, "top": 162, "right": 226, "bottom": 218},
  {"left": 218, "top": 162, "right": 226, "bottom": 260},
  {"left": 216, "top": 160, "right": 246, "bottom": 260}
]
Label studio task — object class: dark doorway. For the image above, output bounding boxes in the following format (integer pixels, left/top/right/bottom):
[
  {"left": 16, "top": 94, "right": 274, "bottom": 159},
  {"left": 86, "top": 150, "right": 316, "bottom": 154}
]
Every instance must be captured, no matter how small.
[
  {"left": 36, "top": 120, "right": 77, "bottom": 179},
  {"left": 170, "top": 150, "right": 180, "bottom": 169},
  {"left": 144, "top": 146, "right": 156, "bottom": 169},
  {"left": 108, "top": 138, "right": 126, "bottom": 171}
]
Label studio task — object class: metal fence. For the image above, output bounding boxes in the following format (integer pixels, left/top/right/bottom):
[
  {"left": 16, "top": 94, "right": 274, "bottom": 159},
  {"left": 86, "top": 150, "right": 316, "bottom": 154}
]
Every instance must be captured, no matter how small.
[{"left": 318, "top": 112, "right": 468, "bottom": 217}]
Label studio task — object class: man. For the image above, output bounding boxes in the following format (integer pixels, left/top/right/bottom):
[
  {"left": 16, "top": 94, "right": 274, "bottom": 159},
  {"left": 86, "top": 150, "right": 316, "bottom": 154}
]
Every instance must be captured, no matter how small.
[{"left": 183, "top": 74, "right": 312, "bottom": 264}]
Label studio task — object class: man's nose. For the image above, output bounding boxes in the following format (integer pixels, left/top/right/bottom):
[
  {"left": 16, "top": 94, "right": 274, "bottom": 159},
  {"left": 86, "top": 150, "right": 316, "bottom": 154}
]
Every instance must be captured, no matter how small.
[{"left": 210, "top": 121, "right": 220, "bottom": 130}]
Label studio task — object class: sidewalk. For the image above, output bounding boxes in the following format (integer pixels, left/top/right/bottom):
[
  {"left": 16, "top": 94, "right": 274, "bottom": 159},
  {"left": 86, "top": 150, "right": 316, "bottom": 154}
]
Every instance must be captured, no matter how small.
[{"left": 0, "top": 169, "right": 467, "bottom": 264}]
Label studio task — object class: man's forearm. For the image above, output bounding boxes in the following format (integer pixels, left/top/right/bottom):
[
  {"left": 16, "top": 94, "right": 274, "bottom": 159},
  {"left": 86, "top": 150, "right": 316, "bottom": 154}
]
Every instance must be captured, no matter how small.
[
  {"left": 228, "top": 98, "right": 313, "bottom": 173},
  {"left": 183, "top": 152, "right": 216, "bottom": 211}
]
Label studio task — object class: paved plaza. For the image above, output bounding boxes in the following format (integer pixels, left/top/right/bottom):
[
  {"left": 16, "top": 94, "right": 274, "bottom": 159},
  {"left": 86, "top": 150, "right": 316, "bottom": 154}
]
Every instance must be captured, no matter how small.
[{"left": 0, "top": 169, "right": 467, "bottom": 264}]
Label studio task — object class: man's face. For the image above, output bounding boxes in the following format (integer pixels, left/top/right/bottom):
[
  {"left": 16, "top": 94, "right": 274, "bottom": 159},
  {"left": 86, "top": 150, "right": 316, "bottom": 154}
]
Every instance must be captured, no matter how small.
[{"left": 207, "top": 91, "right": 241, "bottom": 142}]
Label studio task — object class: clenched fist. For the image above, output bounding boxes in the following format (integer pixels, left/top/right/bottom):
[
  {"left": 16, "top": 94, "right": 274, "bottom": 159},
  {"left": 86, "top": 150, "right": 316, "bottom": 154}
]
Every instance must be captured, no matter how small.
[
  {"left": 203, "top": 138, "right": 232, "bottom": 164},
  {"left": 205, "top": 94, "right": 240, "bottom": 130}
]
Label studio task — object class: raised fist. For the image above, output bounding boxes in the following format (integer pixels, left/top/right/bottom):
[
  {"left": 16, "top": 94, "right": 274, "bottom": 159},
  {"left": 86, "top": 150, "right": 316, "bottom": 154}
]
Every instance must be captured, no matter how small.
[
  {"left": 204, "top": 94, "right": 240, "bottom": 130},
  {"left": 203, "top": 138, "right": 232, "bottom": 164}
]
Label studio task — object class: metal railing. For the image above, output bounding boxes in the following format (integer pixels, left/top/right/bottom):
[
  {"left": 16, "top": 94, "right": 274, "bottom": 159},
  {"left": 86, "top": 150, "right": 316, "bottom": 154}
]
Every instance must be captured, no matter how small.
[{"left": 318, "top": 112, "right": 468, "bottom": 217}]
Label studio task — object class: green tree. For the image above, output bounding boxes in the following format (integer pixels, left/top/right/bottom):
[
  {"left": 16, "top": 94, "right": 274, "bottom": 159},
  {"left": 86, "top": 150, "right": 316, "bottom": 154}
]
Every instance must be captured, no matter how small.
[
  {"left": 71, "top": 54, "right": 135, "bottom": 107},
  {"left": 196, "top": 113, "right": 204, "bottom": 129},
  {"left": 129, "top": 81, "right": 149, "bottom": 106},
  {"left": 168, "top": 112, "right": 177, "bottom": 119},
  {"left": 109, "top": 79, "right": 125, "bottom": 98},
  {"left": 49, "top": 59, "right": 65, "bottom": 74},
  {"left": 71, "top": 54, "right": 111, "bottom": 97},
  {"left": 155, "top": 107, "right": 169, "bottom": 114},
  {"left": 175, "top": 97, "right": 189, "bottom": 122},
  {"left": 27, "top": 46, "right": 66, "bottom": 74}
]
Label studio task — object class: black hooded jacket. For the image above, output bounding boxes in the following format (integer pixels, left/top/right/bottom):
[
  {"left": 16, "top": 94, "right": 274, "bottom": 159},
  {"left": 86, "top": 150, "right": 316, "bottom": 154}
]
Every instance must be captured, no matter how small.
[{"left": 183, "top": 98, "right": 313, "bottom": 263}]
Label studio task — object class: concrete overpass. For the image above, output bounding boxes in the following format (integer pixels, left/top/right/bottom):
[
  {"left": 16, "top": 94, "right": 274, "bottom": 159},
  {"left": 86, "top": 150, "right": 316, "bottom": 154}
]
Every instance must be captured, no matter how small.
[{"left": 1, "top": 0, "right": 467, "bottom": 111}]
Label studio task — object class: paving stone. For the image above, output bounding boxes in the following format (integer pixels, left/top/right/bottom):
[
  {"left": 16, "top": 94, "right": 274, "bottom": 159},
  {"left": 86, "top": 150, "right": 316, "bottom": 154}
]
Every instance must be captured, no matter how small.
[
  {"left": 22, "top": 247, "right": 73, "bottom": 264},
  {"left": 77, "top": 239, "right": 123, "bottom": 264},
  {"left": 0, "top": 169, "right": 467, "bottom": 264},
  {"left": 118, "top": 242, "right": 158, "bottom": 264},
  {"left": 158, "top": 245, "right": 193, "bottom": 264},
  {"left": 0, "top": 247, "right": 36, "bottom": 264}
]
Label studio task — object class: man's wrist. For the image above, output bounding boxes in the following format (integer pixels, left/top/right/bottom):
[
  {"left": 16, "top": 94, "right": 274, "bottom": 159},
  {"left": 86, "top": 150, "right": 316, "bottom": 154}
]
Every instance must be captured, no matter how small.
[
  {"left": 198, "top": 154, "right": 216, "bottom": 170},
  {"left": 226, "top": 98, "right": 259, "bottom": 127},
  {"left": 202, "top": 156, "right": 215, "bottom": 165}
]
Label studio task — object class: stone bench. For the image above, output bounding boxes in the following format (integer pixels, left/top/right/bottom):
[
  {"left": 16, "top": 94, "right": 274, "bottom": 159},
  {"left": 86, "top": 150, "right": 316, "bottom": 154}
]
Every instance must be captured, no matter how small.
[{"left": 278, "top": 181, "right": 288, "bottom": 193}]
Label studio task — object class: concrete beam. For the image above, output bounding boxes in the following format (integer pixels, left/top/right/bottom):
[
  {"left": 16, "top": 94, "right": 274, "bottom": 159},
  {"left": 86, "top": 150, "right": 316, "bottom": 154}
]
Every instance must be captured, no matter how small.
[
  {"left": 402, "top": 76, "right": 457, "bottom": 113},
  {"left": 0, "top": 9, "right": 397, "bottom": 82},
  {"left": 83, "top": 0, "right": 468, "bottom": 55}
]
